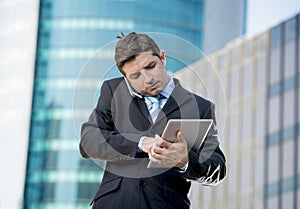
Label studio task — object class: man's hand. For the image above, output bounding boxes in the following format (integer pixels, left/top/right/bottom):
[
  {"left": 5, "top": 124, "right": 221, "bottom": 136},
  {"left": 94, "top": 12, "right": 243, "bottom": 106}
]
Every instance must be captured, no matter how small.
[
  {"left": 148, "top": 131, "right": 188, "bottom": 168},
  {"left": 141, "top": 137, "right": 157, "bottom": 153}
]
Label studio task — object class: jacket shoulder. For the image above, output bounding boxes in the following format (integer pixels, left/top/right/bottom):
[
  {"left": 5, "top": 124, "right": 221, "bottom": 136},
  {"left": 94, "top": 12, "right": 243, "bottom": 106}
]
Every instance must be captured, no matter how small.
[
  {"left": 103, "top": 77, "right": 124, "bottom": 85},
  {"left": 101, "top": 77, "right": 125, "bottom": 91},
  {"left": 193, "top": 93, "right": 214, "bottom": 108}
]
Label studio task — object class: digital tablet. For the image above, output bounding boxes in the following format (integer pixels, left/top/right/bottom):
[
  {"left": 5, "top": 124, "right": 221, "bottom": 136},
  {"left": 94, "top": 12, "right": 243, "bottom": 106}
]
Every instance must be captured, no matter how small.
[{"left": 147, "top": 119, "right": 213, "bottom": 168}]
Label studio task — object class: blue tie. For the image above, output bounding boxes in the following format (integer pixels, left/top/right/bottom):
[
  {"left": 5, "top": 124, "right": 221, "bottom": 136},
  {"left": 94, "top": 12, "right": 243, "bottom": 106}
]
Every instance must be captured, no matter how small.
[{"left": 145, "top": 94, "right": 165, "bottom": 122}]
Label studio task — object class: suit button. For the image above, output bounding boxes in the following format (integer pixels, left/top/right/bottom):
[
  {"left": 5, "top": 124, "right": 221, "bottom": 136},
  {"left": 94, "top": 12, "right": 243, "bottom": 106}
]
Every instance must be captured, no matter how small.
[{"left": 140, "top": 180, "right": 147, "bottom": 187}]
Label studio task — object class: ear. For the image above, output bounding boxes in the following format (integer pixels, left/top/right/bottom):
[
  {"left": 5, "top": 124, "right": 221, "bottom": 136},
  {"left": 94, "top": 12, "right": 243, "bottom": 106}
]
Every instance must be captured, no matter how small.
[{"left": 160, "top": 50, "right": 166, "bottom": 66}]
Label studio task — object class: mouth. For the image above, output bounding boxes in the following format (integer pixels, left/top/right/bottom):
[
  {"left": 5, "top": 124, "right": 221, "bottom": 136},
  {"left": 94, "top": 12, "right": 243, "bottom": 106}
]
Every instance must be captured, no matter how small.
[
  {"left": 139, "top": 82, "right": 161, "bottom": 95},
  {"left": 147, "top": 82, "right": 159, "bottom": 90}
]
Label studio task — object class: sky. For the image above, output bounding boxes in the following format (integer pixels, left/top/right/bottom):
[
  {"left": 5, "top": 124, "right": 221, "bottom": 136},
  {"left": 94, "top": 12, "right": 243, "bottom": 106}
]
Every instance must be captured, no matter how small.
[{"left": 247, "top": 0, "right": 300, "bottom": 36}]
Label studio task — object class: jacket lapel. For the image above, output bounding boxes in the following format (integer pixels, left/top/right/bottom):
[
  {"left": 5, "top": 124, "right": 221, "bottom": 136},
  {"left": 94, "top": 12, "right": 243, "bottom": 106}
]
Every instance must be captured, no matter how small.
[
  {"left": 115, "top": 78, "right": 152, "bottom": 126},
  {"left": 134, "top": 97, "right": 152, "bottom": 123}
]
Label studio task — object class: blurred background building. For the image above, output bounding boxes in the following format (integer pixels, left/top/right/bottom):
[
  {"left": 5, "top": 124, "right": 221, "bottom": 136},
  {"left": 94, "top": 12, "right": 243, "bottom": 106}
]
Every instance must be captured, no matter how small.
[
  {"left": 0, "top": 1, "right": 39, "bottom": 209},
  {"left": 176, "top": 13, "right": 299, "bottom": 209},
  {"left": 203, "top": 0, "right": 247, "bottom": 55}
]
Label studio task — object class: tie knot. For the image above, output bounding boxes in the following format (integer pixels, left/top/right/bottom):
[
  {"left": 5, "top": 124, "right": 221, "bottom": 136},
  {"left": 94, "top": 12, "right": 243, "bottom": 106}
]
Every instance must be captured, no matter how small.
[
  {"left": 144, "top": 94, "right": 166, "bottom": 122},
  {"left": 145, "top": 94, "right": 165, "bottom": 105},
  {"left": 156, "top": 94, "right": 165, "bottom": 100}
]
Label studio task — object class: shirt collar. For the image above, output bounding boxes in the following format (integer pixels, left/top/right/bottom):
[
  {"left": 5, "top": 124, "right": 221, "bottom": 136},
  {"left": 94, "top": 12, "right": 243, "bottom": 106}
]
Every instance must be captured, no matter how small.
[
  {"left": 159, "top": 75, "right": 174, "bottom": 99},
  {"left": 124, "top": 74, "right": 175, "bottom": 99}
]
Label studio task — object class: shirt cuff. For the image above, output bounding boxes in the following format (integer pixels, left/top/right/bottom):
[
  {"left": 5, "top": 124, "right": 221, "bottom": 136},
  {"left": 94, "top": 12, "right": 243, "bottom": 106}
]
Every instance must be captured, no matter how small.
[
  {"left": 176, "top": 161, "right": 189, "bottom": 173},
  {"left": 137, "top": 136, "right": 146, "bottom": 153}
]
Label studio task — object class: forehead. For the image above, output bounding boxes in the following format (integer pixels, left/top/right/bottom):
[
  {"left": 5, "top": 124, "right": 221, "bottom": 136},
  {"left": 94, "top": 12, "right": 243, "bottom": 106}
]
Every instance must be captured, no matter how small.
[
  {"left": 134, "top": 52, "right": 157, "bottom": 62},
  {"left": 123, "top": 52, "right": 159, "bottom": 74}
]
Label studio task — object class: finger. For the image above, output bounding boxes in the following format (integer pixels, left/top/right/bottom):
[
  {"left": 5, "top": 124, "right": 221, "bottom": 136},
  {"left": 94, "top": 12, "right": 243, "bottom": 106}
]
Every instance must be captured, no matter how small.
[
  {"left": 154, "top": 135, "right": 165, "bottom": 147},
  {"left": 152, "top": 145, "right": 166, "bottom": 155},
  {"left": 157, "top": 138, "right": 171, "bottom": 148},
  {"left": 176, "top": 131, "right": 185, "bottom": 143},
  {"left": 149, "top": 148, "right": 163, "bottom": 163},
  {"left": 149, "top": 151, "right": 174, "bottom": 166},
  {"left": 142, "top": 137, "right": 157, "bottom": 153},
  {"left": 148, "top": 154, "right": 161, "bottom": 164}
]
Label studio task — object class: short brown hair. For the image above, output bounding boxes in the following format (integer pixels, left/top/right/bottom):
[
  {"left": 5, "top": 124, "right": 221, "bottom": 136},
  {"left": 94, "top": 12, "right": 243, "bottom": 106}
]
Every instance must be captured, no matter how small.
[{"left": 114, "top": 32, "right": 161, "bottom": 73}]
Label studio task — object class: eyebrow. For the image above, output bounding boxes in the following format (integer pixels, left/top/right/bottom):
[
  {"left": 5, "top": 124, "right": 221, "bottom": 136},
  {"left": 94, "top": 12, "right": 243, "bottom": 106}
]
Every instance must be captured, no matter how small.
[{"left": 144, "top": 61, "right": 156, "bottom": 69}]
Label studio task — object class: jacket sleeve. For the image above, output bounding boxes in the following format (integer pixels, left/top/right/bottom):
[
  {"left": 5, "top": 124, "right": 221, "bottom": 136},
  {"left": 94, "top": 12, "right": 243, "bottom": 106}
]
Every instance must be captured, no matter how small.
[
  {"left": 79, "top": 81, "right": 143, "bottom": 161},
  {"left": 181, "top": 103, "right": 226, "bottom": 186}
]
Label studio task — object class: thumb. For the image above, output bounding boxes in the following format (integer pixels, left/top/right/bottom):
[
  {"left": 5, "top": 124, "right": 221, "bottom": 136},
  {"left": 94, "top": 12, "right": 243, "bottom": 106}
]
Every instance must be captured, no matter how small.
[{"left": 176, "top": 131, "right": 184, "bottom": 143}]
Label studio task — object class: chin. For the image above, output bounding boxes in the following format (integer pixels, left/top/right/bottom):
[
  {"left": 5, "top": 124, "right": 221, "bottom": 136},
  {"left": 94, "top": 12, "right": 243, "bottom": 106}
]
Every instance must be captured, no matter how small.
[{"left": 153, "top": 90, "right": 162, "bottom": 96}]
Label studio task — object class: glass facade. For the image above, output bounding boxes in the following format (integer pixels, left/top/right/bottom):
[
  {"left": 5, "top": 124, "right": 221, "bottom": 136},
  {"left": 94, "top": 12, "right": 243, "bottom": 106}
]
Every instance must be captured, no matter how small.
[
  {"left": 176, "top": 14, "right": 300, "bottom": 209},
  {"left": 0, "top": 1, "right": 39, "bottom": 208},
  {"left": 23, "top": 0, "right": 205, "bottom": 208}
]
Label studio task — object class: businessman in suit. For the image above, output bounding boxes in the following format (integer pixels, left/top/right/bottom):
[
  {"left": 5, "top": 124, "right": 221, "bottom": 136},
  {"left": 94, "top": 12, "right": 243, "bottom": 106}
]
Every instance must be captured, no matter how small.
[{"left": 80, "top": 32, "right": 226, "bottom": 209}]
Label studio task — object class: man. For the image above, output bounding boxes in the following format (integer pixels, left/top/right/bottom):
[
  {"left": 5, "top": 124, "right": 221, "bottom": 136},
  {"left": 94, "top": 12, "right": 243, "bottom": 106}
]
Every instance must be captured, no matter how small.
[{"left": 80, "top": 32, "right": 226, "bottom": 209}]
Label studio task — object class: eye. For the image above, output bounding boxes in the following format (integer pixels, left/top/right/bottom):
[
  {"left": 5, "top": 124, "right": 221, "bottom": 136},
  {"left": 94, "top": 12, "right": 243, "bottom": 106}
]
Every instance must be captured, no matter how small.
[
  {"left": 145, "top": 63, "right": 156, "bottom": 70},
  {"left": 130, "top": 72, "right": 141, "bottom": 79}
]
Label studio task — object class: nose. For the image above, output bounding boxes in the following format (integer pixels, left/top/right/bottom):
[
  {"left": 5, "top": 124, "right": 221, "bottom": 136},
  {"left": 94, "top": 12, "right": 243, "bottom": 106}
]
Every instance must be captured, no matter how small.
[{"left": 142, "top": 70, "right": 153, "bottom": 84}]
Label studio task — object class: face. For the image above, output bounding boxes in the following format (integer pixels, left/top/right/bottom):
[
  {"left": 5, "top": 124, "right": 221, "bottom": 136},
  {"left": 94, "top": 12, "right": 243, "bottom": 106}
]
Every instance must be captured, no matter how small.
[{"left": 122, "top": 51, "right": 169, "bottom": 96}]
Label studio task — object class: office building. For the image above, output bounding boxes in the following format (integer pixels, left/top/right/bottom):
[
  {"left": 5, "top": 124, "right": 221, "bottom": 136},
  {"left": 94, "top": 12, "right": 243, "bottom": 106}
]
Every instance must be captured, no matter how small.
[
  {"left": 203, "top": 0, "right": 247, "bottom": 55},
  {"left": 0, "top": 1, "right": 39, "bottom": 208},
  {"left": 176, "top": 13, "right": 300, "bottom": 209}
]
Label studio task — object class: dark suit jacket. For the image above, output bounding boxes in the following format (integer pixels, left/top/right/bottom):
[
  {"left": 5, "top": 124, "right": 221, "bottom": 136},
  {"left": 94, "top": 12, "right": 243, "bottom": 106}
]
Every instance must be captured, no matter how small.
[{"left": 80, "top": 77, "right": 226, "bottom": 209}]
